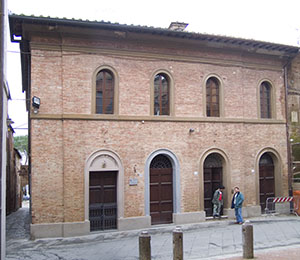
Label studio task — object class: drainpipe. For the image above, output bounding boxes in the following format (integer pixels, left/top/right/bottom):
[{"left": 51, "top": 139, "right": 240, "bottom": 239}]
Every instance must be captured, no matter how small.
[
  {"left": 22, "top": 40, "right": 32, "bottom": 231},
  {"left": 27, "top": 58, "right": 32, "bottom": 231},
  {"left": 283, "top": 61, "right": 293, "bottom": 198}
]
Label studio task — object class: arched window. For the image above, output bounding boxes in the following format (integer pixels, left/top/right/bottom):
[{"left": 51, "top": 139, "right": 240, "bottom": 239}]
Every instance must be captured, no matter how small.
[
  {"left": 150, "top": 154, "right": 172, "bottom": 168},
  {"left": 260, "top": 82, "right": 272, "bottom": 119},
  {"left": 96, "top": 69, "right": 114, "bottom": 114},
  {"left": 259, "top": 153, "right": 274, "bottom": 166},
  {"left": 204, "top": 153, "right": 223, "bottom": 168},
  {"left": 154, "top": 73, "right": 170, "bottom": 116},
  {"left": 206, "top": 77, "right": 220, "bottom": 117}
]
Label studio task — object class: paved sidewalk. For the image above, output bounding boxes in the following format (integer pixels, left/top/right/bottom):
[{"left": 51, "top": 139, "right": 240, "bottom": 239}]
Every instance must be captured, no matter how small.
[
  {"left": 209, "top": 244, "right": 300, "bottom": 260},
  {"left": 6, "top": 205, "right": 300, "bottom": 259}
]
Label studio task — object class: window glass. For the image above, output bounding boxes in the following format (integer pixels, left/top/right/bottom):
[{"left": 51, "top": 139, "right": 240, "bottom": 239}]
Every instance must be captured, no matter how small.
[
  {"left": 206, "top": 78, "right": 220, "bottom": 117},
  {"left": 154, "top": 74, "right": 170, "bottom": 115},
  {"left": 259, "top": 153, "right": 274, "bottom": 166},
  {"left": 96, "top": 70, "right": 114, "bottom": 114},
  {"left": 260, "top": 82, "right": 271, "bottom": 118}
]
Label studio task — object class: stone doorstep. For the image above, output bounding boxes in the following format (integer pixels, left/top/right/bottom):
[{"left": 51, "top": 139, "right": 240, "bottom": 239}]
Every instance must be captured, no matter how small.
[{"left": 206, "top": 215, "right": 228, "bottom": 220}]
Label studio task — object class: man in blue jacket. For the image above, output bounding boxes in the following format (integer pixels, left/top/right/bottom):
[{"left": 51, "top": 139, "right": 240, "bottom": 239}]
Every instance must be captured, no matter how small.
[{"left": 231, "top": 186, "right": 244, "bottom": 224}]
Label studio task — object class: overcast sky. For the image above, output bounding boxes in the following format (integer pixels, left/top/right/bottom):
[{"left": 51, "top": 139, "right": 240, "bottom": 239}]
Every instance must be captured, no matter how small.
[{"left": 7, "top": 0, "right": 300, "bottom": 136}]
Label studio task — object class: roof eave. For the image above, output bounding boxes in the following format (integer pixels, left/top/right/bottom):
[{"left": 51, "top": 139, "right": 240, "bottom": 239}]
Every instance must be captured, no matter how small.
[{"left": 9, "top": 14, "right": 299, "bottom": 57}]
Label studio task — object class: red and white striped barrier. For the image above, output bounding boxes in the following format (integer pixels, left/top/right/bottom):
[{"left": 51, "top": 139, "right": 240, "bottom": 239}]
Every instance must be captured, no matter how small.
[{"left": 273, "top": 197, "right": 293, "bottom": 203}]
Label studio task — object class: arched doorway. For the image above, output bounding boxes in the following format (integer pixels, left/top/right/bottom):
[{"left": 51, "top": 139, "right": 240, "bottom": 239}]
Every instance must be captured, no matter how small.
[
  {"left": 204, "top": 153, "right": 223, "bottom": 217},
  {"left": 150, "top": 154, "right": 173, "bottom": 225},
  {"left": 259, "top": 153, "right": 275, "bottom": 212}
]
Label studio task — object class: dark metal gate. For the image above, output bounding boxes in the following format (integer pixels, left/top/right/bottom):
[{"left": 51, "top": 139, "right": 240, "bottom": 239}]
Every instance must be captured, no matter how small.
[
  {"left": 89, "top": 171, "right": 117, "bottom": 231},
  {"left": 259, "top": 153, "right": 275, "bottom": 213},
  {"left": 89, "top": 203, "right": 117, "bottom": 231}
]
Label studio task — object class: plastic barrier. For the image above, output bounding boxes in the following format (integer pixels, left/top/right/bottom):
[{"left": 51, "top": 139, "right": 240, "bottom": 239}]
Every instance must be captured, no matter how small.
[
  {"left": 293, "top": 191, "right": 300, "bottom": 216},
  {"left": 265, "top": 197, "right": 295, "bottom": 215}
]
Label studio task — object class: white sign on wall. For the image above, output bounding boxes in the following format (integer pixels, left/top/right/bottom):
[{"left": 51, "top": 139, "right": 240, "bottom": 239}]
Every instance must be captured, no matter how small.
[{"left": 291, "top": 111, "right": 298, "bottom": 123}]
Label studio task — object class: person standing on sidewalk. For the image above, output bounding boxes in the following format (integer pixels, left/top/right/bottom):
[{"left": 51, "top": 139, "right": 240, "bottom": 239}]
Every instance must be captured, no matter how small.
[
  {"left": 231, "top": 186, "right": 244, "bottom": 224},
  {"left": 212, "top": 185, "right": 225, "bottom": 218}
]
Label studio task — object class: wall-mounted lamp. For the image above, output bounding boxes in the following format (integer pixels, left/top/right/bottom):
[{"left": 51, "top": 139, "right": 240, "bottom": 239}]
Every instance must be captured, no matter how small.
[
  {"left": 32, "top": 96, "right": 40, "bottom": 114},
  {"left": 189, "top": 128, "right": 195, "bottom": 133}
]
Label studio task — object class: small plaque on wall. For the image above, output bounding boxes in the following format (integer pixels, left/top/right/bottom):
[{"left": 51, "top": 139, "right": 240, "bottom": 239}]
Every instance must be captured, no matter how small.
[
  {"left": 291, "top": 111, "right": 298, "bottom": 123},
  {"left": 129, "top": 178, "right": 138, "bottom": 186}
]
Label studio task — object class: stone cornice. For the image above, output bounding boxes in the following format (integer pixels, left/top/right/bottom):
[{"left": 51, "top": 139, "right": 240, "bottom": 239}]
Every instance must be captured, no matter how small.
[{"left": 30, "top": 113, "right": 286, "bottom": 125}]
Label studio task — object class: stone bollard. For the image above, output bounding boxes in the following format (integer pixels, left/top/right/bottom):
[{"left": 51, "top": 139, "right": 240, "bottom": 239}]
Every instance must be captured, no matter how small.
[
  {"left": 139, "top": 231, "right": 151, "bottom": 260},
  {"left": 173, "top": 227, "right": 183, "bottom": 260},
  {"left": 242, "top": 221, "right": 254, "bottom": 259}
]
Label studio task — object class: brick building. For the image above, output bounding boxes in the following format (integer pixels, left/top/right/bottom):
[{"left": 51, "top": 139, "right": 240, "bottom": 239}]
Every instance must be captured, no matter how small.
[
  {"left": 9, "top": 14, "right": 299, "bottom": 238},
  {"left": 6, "top": 123, "right": 22, "bottom": 215}
]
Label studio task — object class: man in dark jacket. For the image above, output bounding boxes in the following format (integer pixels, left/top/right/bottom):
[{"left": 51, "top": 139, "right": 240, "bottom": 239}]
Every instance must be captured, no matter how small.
[
  {"left": 231, "top": 186, "right": 244, "bottom": 224},
  {"left": 212, "top": 185, "right": 225, "bottom": 218}
]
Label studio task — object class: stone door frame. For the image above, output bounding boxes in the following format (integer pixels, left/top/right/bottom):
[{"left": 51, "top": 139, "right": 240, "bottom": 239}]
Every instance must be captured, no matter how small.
[
  {"left": 85, "top": 149, "right": 124, "bottom": 223},
  {"left": 144, "top": 149, "right": 181, "bottom": 219}
]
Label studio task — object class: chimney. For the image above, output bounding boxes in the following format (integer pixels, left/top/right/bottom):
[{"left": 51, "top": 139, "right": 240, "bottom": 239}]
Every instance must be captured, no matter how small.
[{"left": 168, "top": 22, "right": 189, "bottom": 32}]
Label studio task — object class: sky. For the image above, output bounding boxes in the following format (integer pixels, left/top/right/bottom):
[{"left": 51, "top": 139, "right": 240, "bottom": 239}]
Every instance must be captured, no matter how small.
[{"left": 6, "top": 0, "right": 300, "bottom": 136}]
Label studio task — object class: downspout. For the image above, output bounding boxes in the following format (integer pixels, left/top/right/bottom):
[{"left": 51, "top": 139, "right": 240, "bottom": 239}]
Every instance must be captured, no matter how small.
[
  {"left": 59, "top": 32, "right": 66, "bottom": 235},
  {"left": 27, "top": 47, "right": 32, "bottom": 230},
  {"left": 283, "top": 59, "right": 293, "bottom": 199},
  {"left": 19, "top": 40, "right": 32, "bottom": 231}
]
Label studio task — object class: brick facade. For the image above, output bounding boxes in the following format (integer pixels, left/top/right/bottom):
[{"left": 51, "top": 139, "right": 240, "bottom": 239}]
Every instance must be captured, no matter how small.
[
  {"left": 287, "top": 53, "right": 300, "bottom": 193},
  {"left": 9, "top": 15, "right": 299, "bottom": 238}
]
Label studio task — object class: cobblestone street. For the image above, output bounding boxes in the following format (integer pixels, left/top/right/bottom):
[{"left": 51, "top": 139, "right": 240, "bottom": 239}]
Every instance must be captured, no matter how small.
[{"left": 6, "top": 201, "right": 30, "bottom": 241}]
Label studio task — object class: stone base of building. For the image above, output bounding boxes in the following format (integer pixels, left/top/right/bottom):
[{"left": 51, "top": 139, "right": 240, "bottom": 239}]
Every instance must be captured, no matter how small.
[
  {"left": 173, "top": 211, "right": 206, "bottom": 225},
  {"left": 30, "top": 220, "right": 90, "bottom": 239},
  {"left": 224, "top": 205, "right": 261, "bottom": 219},
  {"left": 118, "top": 216, "right": 151, "bottom": 231},
  {"left": 31, "top": 217, "right": 153, "bottom": 239}
]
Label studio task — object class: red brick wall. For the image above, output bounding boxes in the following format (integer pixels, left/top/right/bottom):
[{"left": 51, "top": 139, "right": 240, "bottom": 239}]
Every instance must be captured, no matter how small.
[{"left": 29, "top": 34, "right": 289, "bottom": 224}]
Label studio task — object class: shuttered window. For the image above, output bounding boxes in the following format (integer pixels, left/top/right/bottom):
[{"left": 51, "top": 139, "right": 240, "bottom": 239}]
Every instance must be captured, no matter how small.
[
  {"left": 206, "top": 77, "right": 220, "bottom": 117},
  {"left": 260, "top": 82, "right": 272, "bottom": 119},
  {"left": 96, "top": 70, "right": 114, "bottom": 114}
]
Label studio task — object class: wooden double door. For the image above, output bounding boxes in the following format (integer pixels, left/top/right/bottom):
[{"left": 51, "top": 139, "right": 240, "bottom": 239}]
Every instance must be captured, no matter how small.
[
  {"left": 259, "top": 153, "right": 275, "bottom": 212},
  {"left": 204, "top": 153, "right": 223, "bottom": 217},
  {"left": 89, "top": 171, "right": 117, "bottom": 231},
  {"left": 150, "top": 155, "right": 173, "bottom": 225}
]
